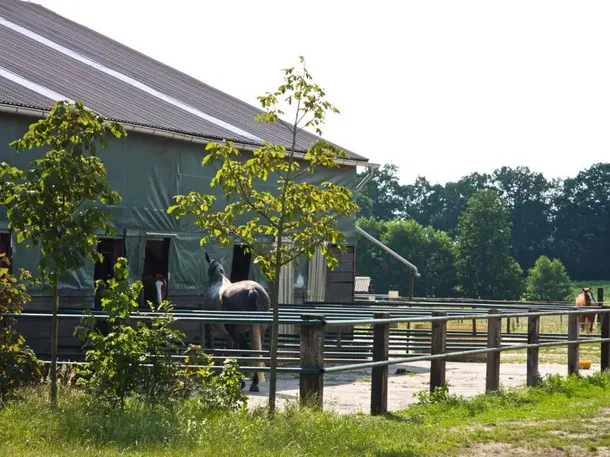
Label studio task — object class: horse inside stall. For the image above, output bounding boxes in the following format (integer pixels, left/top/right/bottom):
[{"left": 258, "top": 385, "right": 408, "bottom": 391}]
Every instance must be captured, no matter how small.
[
  {"left": 575, "top": 287, "right": 597, "bottom": 332},
  {"left": 202, "top": 252, "right": 269, "bottom": 392}
]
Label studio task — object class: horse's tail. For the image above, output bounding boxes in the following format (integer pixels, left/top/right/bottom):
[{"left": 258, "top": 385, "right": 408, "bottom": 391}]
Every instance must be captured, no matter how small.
[{"left": 249, "top": 288, "right": 268, "bottom": 383}]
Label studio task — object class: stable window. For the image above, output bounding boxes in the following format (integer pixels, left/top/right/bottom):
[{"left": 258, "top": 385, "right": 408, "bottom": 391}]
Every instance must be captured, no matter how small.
[
  {"left": 94, "top": 237, "right": 125, "bottom": 308},
  {"left": 230, "top": 244, "right": 252, "bottom": 283},
  {"left": 142, "top": 237, "right": 171, "bottom": 305}
]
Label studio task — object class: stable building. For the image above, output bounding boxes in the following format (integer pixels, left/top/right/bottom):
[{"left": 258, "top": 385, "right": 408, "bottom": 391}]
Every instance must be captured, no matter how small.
[{"left": 0, "top": 0, "right": 376, "bottom": 353}]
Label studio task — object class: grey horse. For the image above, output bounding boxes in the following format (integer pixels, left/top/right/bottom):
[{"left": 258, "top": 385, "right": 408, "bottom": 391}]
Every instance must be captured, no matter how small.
[{"left": 203, "top": 252, "right": 269, "bottom": 392}]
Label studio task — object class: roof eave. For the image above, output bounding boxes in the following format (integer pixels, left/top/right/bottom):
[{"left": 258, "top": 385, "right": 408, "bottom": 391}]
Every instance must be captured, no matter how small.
[{"left": 0, "top": 102, "right": 371, "bottom": 168}]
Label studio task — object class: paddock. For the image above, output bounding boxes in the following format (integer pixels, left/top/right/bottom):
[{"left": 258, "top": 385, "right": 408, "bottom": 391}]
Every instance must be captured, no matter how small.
[{"left": 7, "top": 289, "right": 609, "bottom": 415}]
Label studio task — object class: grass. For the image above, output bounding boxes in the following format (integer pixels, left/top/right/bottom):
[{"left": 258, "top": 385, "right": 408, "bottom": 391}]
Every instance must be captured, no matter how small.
[{"left": 4, "top": 373, "right": 610, "bottom": 456}]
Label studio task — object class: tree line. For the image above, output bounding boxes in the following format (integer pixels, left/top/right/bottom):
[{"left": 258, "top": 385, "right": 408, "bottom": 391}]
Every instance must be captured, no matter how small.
[{"left": 355, "top": 163, "right": 609, "bottom": 299}]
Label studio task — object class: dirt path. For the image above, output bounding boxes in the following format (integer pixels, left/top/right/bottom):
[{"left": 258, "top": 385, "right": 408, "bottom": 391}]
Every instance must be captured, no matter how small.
[{"left": 246, "top": 361, "right": 600, "bottom": 414}]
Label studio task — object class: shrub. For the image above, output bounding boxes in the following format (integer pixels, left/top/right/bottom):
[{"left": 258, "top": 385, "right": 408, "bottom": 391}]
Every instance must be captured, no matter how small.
[
  {"left": 0, "top": 255, "right": 43, "bottom": 403},
  {"left": 75, "top": 257, "right": 247, "bottom": 411},
  {"left": 523, "top": 255, "right": 572, "bottom": 302}
]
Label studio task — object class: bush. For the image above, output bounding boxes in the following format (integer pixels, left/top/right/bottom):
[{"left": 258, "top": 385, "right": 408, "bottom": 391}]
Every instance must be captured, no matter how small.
[
  {"left": 75, "top": 257, "right": 247, "bottom": 411},
  {"left": 523, "top": 255, "right": 572, "bottom": 302},
  {"left": 0, "top": 255, "right": 43, "bottom": 404}
]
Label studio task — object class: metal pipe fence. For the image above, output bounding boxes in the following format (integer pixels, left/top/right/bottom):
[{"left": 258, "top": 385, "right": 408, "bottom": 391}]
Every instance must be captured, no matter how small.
[{"left": 3, "top": 298, "right": 608, "bottom": 415}]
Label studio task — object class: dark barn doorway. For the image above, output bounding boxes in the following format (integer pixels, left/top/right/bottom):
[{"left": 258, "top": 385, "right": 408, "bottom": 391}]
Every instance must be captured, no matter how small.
[
  {"left": 230, "top": 245, "right": 252, "bottom": 283},
  {"left": 94, "top": 237, "right": 125, "bottom": 333},
  {"left": 142, "top": 237, "right": 171, "bottom": 305},
  {"left": 0, "top": 232, "right": 11, "bottom": 272}
]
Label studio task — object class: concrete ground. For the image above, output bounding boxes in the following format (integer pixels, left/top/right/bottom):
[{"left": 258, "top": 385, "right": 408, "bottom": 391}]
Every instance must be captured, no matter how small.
[{"left": 246, "top": 361, "right": 600, "bottom": 414}]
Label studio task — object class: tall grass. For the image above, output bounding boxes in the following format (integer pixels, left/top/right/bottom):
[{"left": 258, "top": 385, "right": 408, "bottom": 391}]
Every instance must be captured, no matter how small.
[{"left": 3, "top": 372, "right": 610, "bottom": 456}]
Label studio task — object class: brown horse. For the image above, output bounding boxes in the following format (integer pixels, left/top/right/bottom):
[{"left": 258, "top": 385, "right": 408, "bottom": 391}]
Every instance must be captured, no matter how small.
[{"left": 575, "top": 287, "right": 596, "bottom": 332}]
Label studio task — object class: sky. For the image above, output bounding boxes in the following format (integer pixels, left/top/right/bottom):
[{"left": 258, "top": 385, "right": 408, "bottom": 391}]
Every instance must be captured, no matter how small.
[{"left": 32, "top": 0, "right": 610, "bottom": 185}]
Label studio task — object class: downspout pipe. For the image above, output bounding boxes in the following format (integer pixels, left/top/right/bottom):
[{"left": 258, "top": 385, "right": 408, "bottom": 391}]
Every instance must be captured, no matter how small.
[
  {"left": 355, "top": 162, "right": 380, "bottom": 191},
  {"left": 355, "top": 225, "right": 421, "bottom": 278}
]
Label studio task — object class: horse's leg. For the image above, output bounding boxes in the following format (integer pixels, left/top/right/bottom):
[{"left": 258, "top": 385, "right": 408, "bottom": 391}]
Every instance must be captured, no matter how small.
[
  {"left": 205, "top": 324, "right": 215, "bottom": 350},
  {"left": 249, "top": 324, "right": 266, "bottom": 393},
  {"left": 225, "top": 324, "right": 249, "bottom": 390}
]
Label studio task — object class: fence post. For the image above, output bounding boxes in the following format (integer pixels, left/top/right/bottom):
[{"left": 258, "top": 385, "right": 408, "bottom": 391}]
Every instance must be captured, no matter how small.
[
  {"left": 371, "top": 312, "right": 390, "bottom": 416},
  {"left": 602, "top": 305, "right": 610, "bottom": 371},
  {"left": 598, "top": 288, "right": 605, "bottom": 331},
  {"left": 486, "top": 309, "right": 502, "bottom": 393},
  {"left": 527, "top": 308, "right": 540, "bottom": 386},
  {"left": 299, "top": 313, "right": 325, "bottom": 409},
  {"left": 430, "top": 311, "right": 447, "bottom": 392},
  {"left": 568, "top": 312, "right": 580, "bottom": 376},
  {"left": 409, "top": 270, "right": 415, "bottom": 301}
]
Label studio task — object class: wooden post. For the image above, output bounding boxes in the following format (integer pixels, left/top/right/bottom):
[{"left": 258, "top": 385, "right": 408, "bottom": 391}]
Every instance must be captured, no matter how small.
[
  {"left": 299, "top": 314, "right": 325, "bottom": 409},
  {"left": 506, "top": 317, "right": 511, "bottom": 334},
  {"left": 597, "top": 288, "right": 605, "bottom": 331},
  {"left": 568, "top": 312, "right": 580, "bottom": 377},
  {"left": 602, "top": 306, "right": 610, "bottom": 371},
  {"left": 486, "top": 309, "right": 502, "bottom": 393},
  {"left": 409, "top": 270, "right": 414, "bottom": 301},
  {"left": 371, "top": 312, "right": 390, "bottom": 416},
  {"left": 527, "top": 308, "right": 540, "bottom": 386},
  {"left": 472, "top": 318, "right": 477, "bottom": 336},
  {"left": 430, "top": 311, "right": 447, "bottom": 392}
]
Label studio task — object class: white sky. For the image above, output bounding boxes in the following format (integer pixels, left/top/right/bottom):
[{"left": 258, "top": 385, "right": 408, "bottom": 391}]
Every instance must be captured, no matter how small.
[{"left": 33, "top": 0, "right": 610, "bottom": 185}]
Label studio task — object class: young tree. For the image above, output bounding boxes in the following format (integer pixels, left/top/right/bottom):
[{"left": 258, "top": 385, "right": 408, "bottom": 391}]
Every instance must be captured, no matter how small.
[
  {"left": 0, "top": 101, "right": 126, "bottom": 406},
  {"left": 523, "top": 255, "right": 572, "bottom": 302},
  {"left": 168, "top": 57, "right": 359, "bottom": 414},
  {"left": 455, "top": 189, "right": 523, "bottom": 299}
]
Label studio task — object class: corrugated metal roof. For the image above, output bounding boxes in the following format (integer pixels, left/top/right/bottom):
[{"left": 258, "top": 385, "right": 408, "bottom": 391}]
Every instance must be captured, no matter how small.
[{"left": 0, "top": 0, "right": 368, "bottom": 163}]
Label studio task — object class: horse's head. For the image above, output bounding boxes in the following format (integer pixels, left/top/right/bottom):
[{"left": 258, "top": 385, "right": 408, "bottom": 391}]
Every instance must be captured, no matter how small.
[
  {"left": 582, "top": 287, "right": 595, "bottom": 303},
  {"left": 204, "top": 252, "right": 225, "bottom": 280}
]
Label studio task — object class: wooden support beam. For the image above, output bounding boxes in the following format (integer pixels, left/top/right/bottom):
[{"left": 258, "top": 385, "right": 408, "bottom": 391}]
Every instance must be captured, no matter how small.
[
  {"left": 371, "top": 312, "right": 390, "bottom": 416},
  {"left": 527, "top": 308, "right": 540, "bottom": 387},
  {"left": 486, "top": 309, "right": 502, "bottom": 393},
  {"left": 568, "top": 312, "right": 580, "bottom": 377},
  {"left": 430, "top": 311, "right": 447, "bottom": 392},
  {"left": 299, "top": 314, "right": 325, "bottom": 409}
]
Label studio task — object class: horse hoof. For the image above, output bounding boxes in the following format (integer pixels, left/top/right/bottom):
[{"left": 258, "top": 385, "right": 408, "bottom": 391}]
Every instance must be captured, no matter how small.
[{"left": 249, "top": 385, "right": 260, "bottom": 393}]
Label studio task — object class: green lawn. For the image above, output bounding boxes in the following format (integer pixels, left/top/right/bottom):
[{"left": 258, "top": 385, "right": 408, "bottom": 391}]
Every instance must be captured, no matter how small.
[{"left": 3, "top": 373, "right": 610, "bottom": 456}]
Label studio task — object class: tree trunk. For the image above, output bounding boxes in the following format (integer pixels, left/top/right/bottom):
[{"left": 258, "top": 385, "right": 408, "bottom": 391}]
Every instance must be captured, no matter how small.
[
  {"left": 268, "top": 262, "right": 282, "bottom": 416},
  {"left": 50, "top": 283, "right": 59, "bottom": 407}
]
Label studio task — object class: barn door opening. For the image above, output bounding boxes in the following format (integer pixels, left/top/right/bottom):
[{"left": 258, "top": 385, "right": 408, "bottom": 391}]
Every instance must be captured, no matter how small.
[
  {"left": 142, "top": 237, "right": 171, "bottom": 305},
  {"left": 0, "top": 232, "right": 12, "bottom": 272},
  {"left": 230, "top": 245, "right": 252, "bottom": 283},
  {"left": 94, "top": 238, "right": 125, "bottom": 334}
]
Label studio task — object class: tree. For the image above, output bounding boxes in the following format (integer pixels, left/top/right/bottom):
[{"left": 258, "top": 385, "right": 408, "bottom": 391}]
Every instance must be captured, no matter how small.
[
  {"left": 523, "top": 255, "right": 572, "bottom": 302},
  {"left": 380, "top": 220, "right": 457, "bottom": 297},
  {"left": 455, "top": 190, "right": 523, "bottom": 299},
  {"left": 0, "top": 101, "right": 126, "bottom": 406},
  {"left": 552, "top": 163, "right": 610, "bottom": 280},
  {"left": 357, "top": 164, "right": 404, "bottom": 220},
  {"left": 167, "top": 57, "right": 359, "bottom": 414},
  {"left": 401, "top": 172, "right": 491, "bottom": 237},
  {"left": 490, "top": 166, "right": 554, "bottom": 271},
  {"left": 355, "top": 218, "right": 457, "bottom": 298},
  {"left": 0, "top": 255, "right": 43, "bottom": 403}
]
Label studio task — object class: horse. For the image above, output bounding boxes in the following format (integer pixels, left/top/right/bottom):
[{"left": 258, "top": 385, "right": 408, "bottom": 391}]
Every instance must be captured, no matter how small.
[
  {"left": 575, "top": 287, "right": 597, "bottom": 332},
  {"left": 202, "top": 252, "right": 269, "bottom": 392}
]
